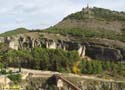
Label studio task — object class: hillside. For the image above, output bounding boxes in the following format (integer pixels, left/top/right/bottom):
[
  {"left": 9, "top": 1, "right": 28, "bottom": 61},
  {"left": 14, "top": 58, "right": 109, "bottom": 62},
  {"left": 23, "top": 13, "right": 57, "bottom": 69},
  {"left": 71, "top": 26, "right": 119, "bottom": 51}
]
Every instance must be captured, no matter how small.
[
  {"left": 0, "top": 7, "right": 125, "bottom": 42},
  {"left": 0, "top": 28, "right": 29, "bottom": 37},
  {"left": 45, "top": 7, "right": 125, "bottom": 42}
]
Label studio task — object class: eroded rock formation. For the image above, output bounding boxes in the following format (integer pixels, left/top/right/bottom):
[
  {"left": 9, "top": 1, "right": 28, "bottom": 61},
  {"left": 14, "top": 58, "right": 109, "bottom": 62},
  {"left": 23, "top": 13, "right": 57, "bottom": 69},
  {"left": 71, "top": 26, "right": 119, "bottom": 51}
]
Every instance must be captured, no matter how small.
[{"left": 0, "top": 33, "right": 124, "bottom": 61}]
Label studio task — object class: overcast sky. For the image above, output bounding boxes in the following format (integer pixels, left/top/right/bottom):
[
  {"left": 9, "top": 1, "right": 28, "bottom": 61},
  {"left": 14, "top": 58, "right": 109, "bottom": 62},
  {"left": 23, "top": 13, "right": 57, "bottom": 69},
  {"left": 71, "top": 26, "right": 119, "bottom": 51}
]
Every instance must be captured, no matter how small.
[{"left": 0, "top": 0, "right": 125, "bottom": 33}]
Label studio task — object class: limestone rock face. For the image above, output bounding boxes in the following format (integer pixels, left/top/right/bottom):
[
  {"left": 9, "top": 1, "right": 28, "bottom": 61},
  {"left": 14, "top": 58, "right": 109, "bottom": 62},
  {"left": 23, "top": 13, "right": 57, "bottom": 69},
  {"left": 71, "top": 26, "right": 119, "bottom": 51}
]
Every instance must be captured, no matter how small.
[
  {"left": 84, "top": 38, "right": 125, "bottom": 61},
  {"left": 3, "top": 34, "right": 41, "bottom": 50},
  {"left": 41, "top": 39, "right": 86, "bottom": 58},
  {"left": 86, "top": 45, "right": 123, "bottom": 61},
  {"left": 0, "top": 35, "right": 86, "bottom": 58},
  {"left": 18, "top": 36, "right": 41, "bottom": 50},
  {"left": 0, "top": 33, "right": 125, "bottom": 61}
]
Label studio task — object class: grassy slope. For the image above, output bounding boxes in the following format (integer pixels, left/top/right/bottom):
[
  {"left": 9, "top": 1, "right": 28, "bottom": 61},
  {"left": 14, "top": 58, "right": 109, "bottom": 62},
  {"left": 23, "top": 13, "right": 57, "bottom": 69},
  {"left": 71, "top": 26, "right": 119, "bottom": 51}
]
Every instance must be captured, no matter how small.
[
  {"left": 44, "top": 7, "right": 125, "bottom": 42},
  {"left": 0, "top": 28, "right": 29, "bottom": 37}
]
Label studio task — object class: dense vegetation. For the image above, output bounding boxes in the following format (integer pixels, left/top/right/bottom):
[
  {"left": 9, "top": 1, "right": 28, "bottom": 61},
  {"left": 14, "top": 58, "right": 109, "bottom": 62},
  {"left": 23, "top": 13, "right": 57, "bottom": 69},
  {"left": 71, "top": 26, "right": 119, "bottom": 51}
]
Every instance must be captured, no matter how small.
[
  {"left": 45, "top": 27, "right": 124, "bottom": 42},
  {"left": 0, "top": 48, "right": 80, "bottom": 72},
  {"left": 0, "top": 47, "right": 124, "bottom": 76},
  {"left": 8, "top": 74, "right": 22, "bottom": 84},
  {"left": 80, "top": 60, "right": 125, "bottom": 76}
]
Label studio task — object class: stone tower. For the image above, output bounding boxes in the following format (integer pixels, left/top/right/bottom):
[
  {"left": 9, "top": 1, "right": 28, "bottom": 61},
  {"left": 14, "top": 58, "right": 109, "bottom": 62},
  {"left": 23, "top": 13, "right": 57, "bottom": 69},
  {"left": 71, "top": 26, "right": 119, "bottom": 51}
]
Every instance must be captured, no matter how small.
[{"left": 82, "top": 0, "right": 94, "bottom": 19}]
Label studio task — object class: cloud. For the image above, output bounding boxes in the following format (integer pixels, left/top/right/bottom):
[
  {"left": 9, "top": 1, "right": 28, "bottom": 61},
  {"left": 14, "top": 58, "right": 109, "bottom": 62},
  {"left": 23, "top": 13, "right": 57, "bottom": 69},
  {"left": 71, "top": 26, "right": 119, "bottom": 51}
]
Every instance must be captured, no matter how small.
[{"left": 0, "top": 0, "right": 125, "bottom": 33}]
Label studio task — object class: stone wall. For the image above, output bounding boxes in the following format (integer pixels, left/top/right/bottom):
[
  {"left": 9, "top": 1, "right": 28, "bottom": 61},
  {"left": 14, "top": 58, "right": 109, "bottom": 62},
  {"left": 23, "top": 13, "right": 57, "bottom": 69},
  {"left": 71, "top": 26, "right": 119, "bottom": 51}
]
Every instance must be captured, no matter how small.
[{"left": 25, "top": 77, "right": 125, "bottom": 90}]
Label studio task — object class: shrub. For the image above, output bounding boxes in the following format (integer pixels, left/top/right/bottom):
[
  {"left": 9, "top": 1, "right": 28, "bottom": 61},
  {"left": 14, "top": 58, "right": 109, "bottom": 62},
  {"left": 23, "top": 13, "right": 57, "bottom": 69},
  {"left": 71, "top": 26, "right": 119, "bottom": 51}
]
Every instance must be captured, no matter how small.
[{"left": 8, "top": 74, "right": 22, "bottom": 84}]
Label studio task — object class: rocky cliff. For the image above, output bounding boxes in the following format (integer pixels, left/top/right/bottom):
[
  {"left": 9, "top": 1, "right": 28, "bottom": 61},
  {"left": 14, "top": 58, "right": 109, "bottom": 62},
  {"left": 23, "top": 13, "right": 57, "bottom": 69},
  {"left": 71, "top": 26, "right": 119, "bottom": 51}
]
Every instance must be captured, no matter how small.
[
  {"left": 43, "top": 7, "right": 125, "bottom": 61},
  {"left": 0, "top": 32, "right": 124, "bottom": 61}
]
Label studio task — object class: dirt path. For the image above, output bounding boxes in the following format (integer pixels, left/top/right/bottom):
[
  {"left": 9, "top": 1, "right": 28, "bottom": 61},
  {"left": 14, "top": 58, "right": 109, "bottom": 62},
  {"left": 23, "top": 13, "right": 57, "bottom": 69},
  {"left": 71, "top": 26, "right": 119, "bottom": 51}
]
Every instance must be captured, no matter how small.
[{"left": 8, "top": 68, "right": 125, "bottom": 83}]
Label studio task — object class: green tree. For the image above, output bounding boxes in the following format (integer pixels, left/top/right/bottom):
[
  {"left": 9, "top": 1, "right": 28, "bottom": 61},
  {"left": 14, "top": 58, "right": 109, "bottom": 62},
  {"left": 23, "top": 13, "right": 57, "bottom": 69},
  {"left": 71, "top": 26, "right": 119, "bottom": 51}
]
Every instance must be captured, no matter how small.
[
  {"left": 8, "top": 74, "right": 22, "bottom": 84},
  {"left": 86, "top": 61, "right": 93, "bottom": 74},
  {"left": 0, "top": 63, "right": 3, "bottom": 71}
]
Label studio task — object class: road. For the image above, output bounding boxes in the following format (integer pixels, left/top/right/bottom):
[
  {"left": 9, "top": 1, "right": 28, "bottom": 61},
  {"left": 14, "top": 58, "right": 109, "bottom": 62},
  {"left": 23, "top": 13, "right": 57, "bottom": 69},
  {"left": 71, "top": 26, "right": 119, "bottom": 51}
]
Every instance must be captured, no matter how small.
[{"left": 8, "top": 68, "right": 125, "bottom": 83}]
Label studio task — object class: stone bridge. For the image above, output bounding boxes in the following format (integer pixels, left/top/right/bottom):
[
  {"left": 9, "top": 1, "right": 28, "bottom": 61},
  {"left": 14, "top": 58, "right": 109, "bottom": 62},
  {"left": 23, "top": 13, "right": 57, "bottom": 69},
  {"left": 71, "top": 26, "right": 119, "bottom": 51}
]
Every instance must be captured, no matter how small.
[
  {"left": 50, "top": 74, "right": 81, "bottom": 90},
  {"left": 27, "top": 73, "right": 81, "bottom": 90}
]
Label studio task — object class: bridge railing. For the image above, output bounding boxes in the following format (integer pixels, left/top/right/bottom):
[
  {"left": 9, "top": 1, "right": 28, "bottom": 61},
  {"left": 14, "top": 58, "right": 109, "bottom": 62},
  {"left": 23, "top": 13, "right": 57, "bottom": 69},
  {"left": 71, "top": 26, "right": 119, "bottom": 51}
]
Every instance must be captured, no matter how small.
[{"left": 54, "top": 74, "right": 81, "bottom": 90}]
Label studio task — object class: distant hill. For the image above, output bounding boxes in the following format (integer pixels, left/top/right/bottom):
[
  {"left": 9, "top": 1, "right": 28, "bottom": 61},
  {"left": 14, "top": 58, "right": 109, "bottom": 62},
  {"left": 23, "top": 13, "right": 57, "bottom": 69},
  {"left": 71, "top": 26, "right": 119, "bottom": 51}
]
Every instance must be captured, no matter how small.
[
  {"left": 0, "top": 28, "right": 29, "bottom": 37},
  {"left": 45, "top": 7, "right": 125, "bottom": 42},
  {"left": 1, "top": 7, "right": 125, "bottom": 42}
]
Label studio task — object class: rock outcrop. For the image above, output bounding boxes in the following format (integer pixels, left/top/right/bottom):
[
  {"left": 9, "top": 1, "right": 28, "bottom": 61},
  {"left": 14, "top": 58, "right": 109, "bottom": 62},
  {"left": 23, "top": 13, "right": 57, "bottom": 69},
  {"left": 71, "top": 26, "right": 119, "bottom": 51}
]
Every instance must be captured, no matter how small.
[
  {"left": 0, "top": 33, "right": 125, "bottom": 61},
  {"left": 85, "top": 38, "right": 125, "bottom": 61}
]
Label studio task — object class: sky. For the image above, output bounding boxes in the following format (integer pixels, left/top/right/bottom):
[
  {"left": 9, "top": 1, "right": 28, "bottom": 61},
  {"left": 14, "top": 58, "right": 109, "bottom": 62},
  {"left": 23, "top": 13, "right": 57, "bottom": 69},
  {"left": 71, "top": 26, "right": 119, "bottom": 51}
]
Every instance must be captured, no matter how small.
[{"left": 0, "top": 0, "right": 125, "bottom": 33}]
